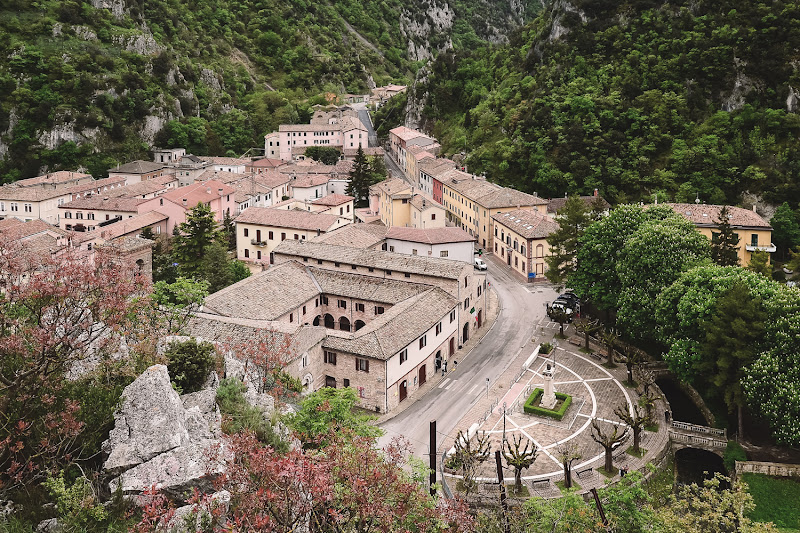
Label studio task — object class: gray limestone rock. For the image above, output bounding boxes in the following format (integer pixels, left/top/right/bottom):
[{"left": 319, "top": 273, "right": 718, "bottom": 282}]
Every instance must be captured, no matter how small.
[
  {"left": 170, "top": 490, "right": 231, "bottom": 531},
  {"left": 103, "top": 365, "right": 190, "bottom": 472}
]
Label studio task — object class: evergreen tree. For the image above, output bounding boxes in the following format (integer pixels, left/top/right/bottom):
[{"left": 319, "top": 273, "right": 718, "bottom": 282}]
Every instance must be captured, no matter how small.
[
  {"left": 198, "top": 241, "right": 234, "bottom": 293},
  {"left": 368, "top": 154, "right": 388, "bottom": 183},
  {"left": 699, "top": 283, "right": 766, "bottom": 440},
  {"left": 747, "top": 250, "right": 772, "bottom": 277},
  {"left": 545, "top": 196, "right": 592, "bottom": 287},
  {"left": 770, "top": 202, "right": 800, "bottom": 259},
  {"left": 711, "top": 206, "right": 741, "bottom": 266},
  {"left": 173, "top": 202, "right": 224, "bottom": 277},
  {"left": 346, "top": 147, "right": 378, "bottom": 207},
  {"left": 222, "top": 211, "right": 237, "bottom": 252}
]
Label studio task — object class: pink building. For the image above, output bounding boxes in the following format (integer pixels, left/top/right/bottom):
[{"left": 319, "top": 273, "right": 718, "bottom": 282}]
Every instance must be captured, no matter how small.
[{"left": 138, "top": 180, "right": 236, "bottom": 234}]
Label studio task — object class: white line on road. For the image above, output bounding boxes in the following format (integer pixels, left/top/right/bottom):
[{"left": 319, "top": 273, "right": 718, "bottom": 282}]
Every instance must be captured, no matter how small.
[
  {"left": 577, "top": 414, "right": 625, "bottom": 426},
  {"left": 468, "top": 384, "right": 480, "bottom": 395},
  {"left": 438, "top": 378, "right": 450, "bottom": 389},
  {"left": 446, "top": 380, "right": 456, "bottom": 390}
]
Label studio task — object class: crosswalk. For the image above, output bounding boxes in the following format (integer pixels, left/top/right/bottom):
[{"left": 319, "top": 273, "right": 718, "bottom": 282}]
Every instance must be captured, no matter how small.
[{"left": 437, "top": 377, "right": 484, "bottom": 396}]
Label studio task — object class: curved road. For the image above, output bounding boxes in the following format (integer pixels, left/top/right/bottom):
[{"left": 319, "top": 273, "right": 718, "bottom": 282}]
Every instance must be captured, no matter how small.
[{"left": 379, "top": 256, "right": 558, "bottom": 456}]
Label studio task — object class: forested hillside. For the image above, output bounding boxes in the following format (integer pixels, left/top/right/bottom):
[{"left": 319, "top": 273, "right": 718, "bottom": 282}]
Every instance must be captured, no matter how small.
[
  {"left": 419, "top": 0, "right": 800, "bottom": 207},
  {"left": 0, "top": 0, "right": 536, "bottom": 182}
]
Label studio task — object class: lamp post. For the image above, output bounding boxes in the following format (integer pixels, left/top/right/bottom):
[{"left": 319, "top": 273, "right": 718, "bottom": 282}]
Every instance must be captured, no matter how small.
[{"left": 502, "top": 402, "right": 507, "bottom": 447}]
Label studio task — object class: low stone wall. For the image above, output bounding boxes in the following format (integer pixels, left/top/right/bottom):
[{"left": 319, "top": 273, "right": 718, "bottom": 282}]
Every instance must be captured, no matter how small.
[{"left": 735, "top": 460, "right": 800, "bottom": 479}]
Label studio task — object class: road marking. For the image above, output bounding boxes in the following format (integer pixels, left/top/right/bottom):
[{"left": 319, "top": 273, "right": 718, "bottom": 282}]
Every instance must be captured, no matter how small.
[
  {"left": 446, "top": 380, "right": 457, "bottom": 390},
  {"left": 438, "top": 378, "right": 450, "bottom": 389},
  {"left": 467, "top": 384, "right": 480, "bottom": 395},
  {"left": 577, "top": 414, "right": 625, "bottom": 426}
]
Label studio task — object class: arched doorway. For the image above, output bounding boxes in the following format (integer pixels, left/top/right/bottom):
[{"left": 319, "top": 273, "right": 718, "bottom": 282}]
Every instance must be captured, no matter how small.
[
  {"left": 675, "top": 448, "right": 726, "bottom": 487},
  {"left": 313, "top": 315, "right": 321, "bottom": 326},
  {"left": 323, "top": 314, "right": 335, "bottom": 329},
  {"left": 462, "top": 322, "right": 469, "bottom": 342},
  {"left": 354, "top": 319, "right": 366, "bottom": 331},
  {"left": 477, "top": 310, "right": 482, "bottom": 328},
  {"left": 419, "top": 364, "right": 426, "bottom": 386},
  {"left": 339, "top": 316, "right": 351, "bottom": 332},
  {"left": 399, "top": 380, "right": 408, "bottom": 402},
  {"left": 435, "top": 350, "right": 442, "bottom": 370}
]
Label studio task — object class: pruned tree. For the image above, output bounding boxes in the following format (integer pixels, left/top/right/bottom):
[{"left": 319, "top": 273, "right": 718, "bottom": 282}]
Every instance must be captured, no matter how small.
[
  {"left": 618, "top": 343, "right": 646, "bottom": 386},
  {"left": 502, "top": 434, "right": 538, "bottom": 494},
  {"left": 453, "top": 430, "right": 491, "bottom": 495},
  {"left": 573, "top": 317, "right": 602, "bottom": 352},
  {"left": 614, "top": 403, "right": 649, "bottom": 455},
  {"left": 634, "top": 364, "right": 656, "bottom": 396},
  {"left": 547, "top": 305, "right": 570, "bottom": 337},
  {"left": 555, "top": 441, "right": 582, "bottom": 489},
  {"left": 638, "top": 389, "right": 662, "bottom": 424},
  {"left": 599, "top": 327, "right": 620, "bottom": 367},
  {"left": 590, "top": 419, "right": 629, "bottom": 474}
]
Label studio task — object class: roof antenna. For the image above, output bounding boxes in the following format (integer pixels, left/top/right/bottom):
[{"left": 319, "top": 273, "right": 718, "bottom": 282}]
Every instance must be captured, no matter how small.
[{"left": 695, "top": 193, "right": 701, "bottom": 204}]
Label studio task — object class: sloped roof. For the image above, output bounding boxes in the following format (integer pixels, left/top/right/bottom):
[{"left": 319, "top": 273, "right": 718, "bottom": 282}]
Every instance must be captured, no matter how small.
[
  {"left": 14, "top": 171, "right": 92, "bottom": 187},
  {"left": 313, "top": 223, "right": 388, "bottom": 248},
  {"left": 160, "top": 180, "right": 236, "bottom": 207},
  {"left": 109, "top": 160, "right": 167, "bottom": 174},
  {"left": 311, "top": 193, "right": 354, "bottom": 206},
  {"left": 547, "top": 195, "right": 610, "bottom": 214},
  {"left": 60, "top": 195, "right": 145, "bottom": 212},
  {"left": 386, "top": 226, "right": 475, "bottom": 245},
  {"left": 235, "top": 207, "right": 341, "bottom": 232},
  {"left": 492, "top": 209, "right": 560, "bottom": 240},
  {"left": 664, "top": 203, "right": 772, "bottom": 229}
]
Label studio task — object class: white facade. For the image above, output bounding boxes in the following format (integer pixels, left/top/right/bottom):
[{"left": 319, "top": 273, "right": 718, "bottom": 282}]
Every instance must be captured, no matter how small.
[
  {"left": 384, "top": 239, "right": 475, "bottom": 263},
  {"left": 327, "top": 178, "right": 350, "bottom": 196},
  {"left": 292, "top": 184, "right": 329, "bottom": 202},
  {"left": 385, "top": 311, "right": 457, "bottom": 388}
]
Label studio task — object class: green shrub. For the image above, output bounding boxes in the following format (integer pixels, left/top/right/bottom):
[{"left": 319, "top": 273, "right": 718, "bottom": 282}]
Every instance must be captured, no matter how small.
[
  {"left": 540, "top": 342, "right": 554, "bottom": 354},
  {"left": 523, "top": 388, "right": 572, "bottom": 420},
  {"left": 723, "top": 440, "right": 748, "bottom": 472},
  {"left": 165, "top": 338, "right": 216, "bottom": 394},
  {"left": 216, "top": 378, "right": 288, "bottom": 453}
]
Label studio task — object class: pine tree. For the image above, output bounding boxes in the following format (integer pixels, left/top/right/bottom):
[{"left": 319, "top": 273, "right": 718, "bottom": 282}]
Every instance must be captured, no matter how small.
[
  {"left": 173, "top": 202, "right": 224, "bottom": 277},
  {"left": 770, "top": 202, "right": 800, "bottom": 259},
  {"left": 346, "top": 147, "right": 377, "bottom": 208},
  {"left": 545, "top": 196, "right": 592, "bottom": 287},
  {"left": 711, "top": 206, "right": 740, "bottom": 266},
  {"left": 222, "top": 211, "right": 237, "bottom": 252}
]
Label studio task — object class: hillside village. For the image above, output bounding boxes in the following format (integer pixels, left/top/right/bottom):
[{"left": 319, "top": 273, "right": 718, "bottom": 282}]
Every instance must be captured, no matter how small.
[{"left": 1, "top": 94, "right": 797, "bottom": 531}]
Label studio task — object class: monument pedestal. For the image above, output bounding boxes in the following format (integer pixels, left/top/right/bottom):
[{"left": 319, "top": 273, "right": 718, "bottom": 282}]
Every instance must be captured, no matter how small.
[{"left": 541, "top": 364, "right": 557, "bottom": 409}]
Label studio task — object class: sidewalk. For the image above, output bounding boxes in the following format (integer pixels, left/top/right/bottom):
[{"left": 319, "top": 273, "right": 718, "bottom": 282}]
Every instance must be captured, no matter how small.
[{"left": 375, "top": 285, "right": 501, "bottom": 425}]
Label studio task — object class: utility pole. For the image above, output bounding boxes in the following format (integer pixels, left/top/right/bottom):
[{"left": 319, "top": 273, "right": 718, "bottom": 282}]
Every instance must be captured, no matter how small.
[
  {"left": 495, "top": 450, "right": 510, "bottom": 533},
  {"left": 430, "top": 420, "right": 437, "bottom": 497},
  {"left": 590, "top": 487, "right": 609, "bottom": 527}
]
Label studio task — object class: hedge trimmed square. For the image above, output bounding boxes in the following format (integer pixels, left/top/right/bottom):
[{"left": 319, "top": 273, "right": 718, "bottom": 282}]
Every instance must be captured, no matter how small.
[{"left": 523, "top": 388, "right": 572, "bottom": 420}]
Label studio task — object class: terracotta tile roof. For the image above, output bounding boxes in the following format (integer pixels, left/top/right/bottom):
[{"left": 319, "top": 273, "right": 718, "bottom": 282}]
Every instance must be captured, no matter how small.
[
  {"left": 389, "top": 126, "right": 433, "bottom": 142},
  {"left": 547, "top": 195, "right": 610, "bottom": 213},
  {"left": 274, "top": 240, "right": 469, "bottom": 280},
  {"left": 292, "top": 174, "right": 333, "bottom": 188},
  {"left": 279, "top": 161, "right": 353, "bottom": 176},
  {"left": 418, "top": 157, "right": 458, "bottom": 179},
  {"left": 0, "top": 185, "right": 71, "bottom": 201},
  {"left": 66, "top": 176, "right": 127, "bottom": 195},
  {"left": 103, "top": 180, "right": 170, "bottom": 198},
  {"left": 0, "top": 218, "right": 67, "bottom": 240},
  {"left": 248, "top": 158, "right": 285, "bottom": 169},
  {"left": 197, "top": 156, "right": 250, "bottom": 166},
  {"left": 313, "top": 223, "right": 388, "bottom": 248},
  {"left": 322, "top": 287, "right": 457, "bottom": 360},
  {"left": 98, "top": 235, "right": 154, "bottom": 253},
  {"left": 386, "top": 227, "right": 475, "bottom": 245},
  {"left": 370, "top": 177, "right": 411, "bottom": 196},
  {"left": 307, "top": 266, "right": 426, "bottom": 303},
  {"left": 60, "top": 195, "right": 145, "bottom": 212},
  {"left": 90, "top": 211, "right": 168, "bottom": 240},
  {"left": 492, "top": 209, "right": 560, "bottom": 240},
  {"left": 664, "top": 203, "right": 772, "bottom": 229},
  {"left": 160, "top": 180, "right": 236, "bottom": 207},
  {"left": 109, "top": 160, "right": 167, "bottom": 174},
  {"left": 343, "top": 147, "right": 384, "bottom": 157},
  {"left": 311, "top": 193, "right": 354, "bottom": 206},
  {"left": 14, "top": 171, "right": 92, "bottom": 187},
  {"left": 409, "top": 194, "right": 442, "bottom": 212},
  {"left": 445, "top": 176, "right": 548, "bottom": 208},
  {"left": 151, "top": 174, "right": 179, "bottom": 185},
  {"left": 235, "top": 207, "right": 342, "bottom": 232}
]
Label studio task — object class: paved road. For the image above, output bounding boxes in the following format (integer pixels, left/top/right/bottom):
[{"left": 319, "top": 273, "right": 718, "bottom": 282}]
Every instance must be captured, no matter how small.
[
  {"left": 350, "top": 103, "right": 379, "bottom": 148},
  {"left": 379, "top": 255, "right": 558, "bottom": 457}
]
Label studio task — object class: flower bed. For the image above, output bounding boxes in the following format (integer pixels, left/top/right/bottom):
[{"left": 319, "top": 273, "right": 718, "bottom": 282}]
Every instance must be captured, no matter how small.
[{"left": 523, "top": 388, "right": 572, "bottom": 420}]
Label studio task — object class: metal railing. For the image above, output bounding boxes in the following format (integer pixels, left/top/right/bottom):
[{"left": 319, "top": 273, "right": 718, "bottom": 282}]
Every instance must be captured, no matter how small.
[{"left": 671, "top": 420, "right": 727, "bottom": 439}]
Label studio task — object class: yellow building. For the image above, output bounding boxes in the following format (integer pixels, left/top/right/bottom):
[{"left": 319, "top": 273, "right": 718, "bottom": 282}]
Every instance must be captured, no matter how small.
[
  {"left": 491, "top": 210, "right": 560, "bottom": 280},
  {"left": 370, "top": 178, "right": 445, "bottom": 229},
  {"left": 439, "top": 169, "right": 548, "bottom": 253},
  {"left": 665, "top": 203, "right": 774, "bottom": 265}
]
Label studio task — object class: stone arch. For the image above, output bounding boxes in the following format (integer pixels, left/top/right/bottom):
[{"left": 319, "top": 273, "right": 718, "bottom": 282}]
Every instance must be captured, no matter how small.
[
  {"left": 354, "top": 319, "right": 366, "bottom": 331},
  {"left": 313, "top": 315, "right": 321, "bottom": 326},
  {"left": 323, "top": 313, "right": 335, "bottom": 329},
  {"left": 339, "top": 316, "right": 351, "bottom": 332}
]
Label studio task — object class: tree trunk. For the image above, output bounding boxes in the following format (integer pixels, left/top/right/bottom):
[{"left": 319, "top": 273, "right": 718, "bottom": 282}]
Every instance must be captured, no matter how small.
[
  {"left": 604, "top": 448, "right": 613, "bottom": 473},
  {"left": 607, "top": 347, "right": 614, "bottom": 366},
  {"left": 738, "top": 404, "right": 744, "bottom": 441},
  {"left": 559, "top": 322, "right": 564, "bottom": 337},
  {"left": 584, "top": 331, "right": 590, "bottom": 351},
  {"left": 633, "top": 427, "right": 640, "bottom": 454},
  {"left": 563, "top": 462, "right": 572, "bottom": 488},
  {"left": 627, "top": 363, "right": 633, "bottom": 384},
  {"left": 515, "top": 470, "right": 522, "bottom": 494}
]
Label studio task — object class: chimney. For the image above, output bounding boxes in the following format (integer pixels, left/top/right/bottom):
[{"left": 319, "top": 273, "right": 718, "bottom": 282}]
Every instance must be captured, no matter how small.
[
  {"left": 182, "top": 198, "right": 187, "bottom": 206},
  {"left": 218, "top": 188, "right": 223, "bottom": 196},
  {"left": 753, "top": 204, "right": 757, "bottom": 212},
  {"left": 594, "top": 188, "right": 598, "bottom": 197},
  {"left": 206, "top": 187, "right": 212, "bottom": 194}
]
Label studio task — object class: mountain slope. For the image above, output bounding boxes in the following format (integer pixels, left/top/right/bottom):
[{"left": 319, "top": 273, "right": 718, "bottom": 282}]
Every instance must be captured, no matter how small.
[
  {"left": 0, "top": 0, "right": 538, "bottom": 182},
  {"left": 418, "top": 0, "right": 800, "bottom": 207}
]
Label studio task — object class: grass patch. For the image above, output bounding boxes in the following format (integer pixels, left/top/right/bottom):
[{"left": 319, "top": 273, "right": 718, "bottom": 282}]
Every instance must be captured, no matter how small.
[
  {"left": 623, "top": 379, "right": 639, "bottom": 389},
  {"left": 602, "top": 361, "right": 618, "bottom": 369},
  {"left": 523, "top": 388, "right": 572, "bottom": 420},
  {"left": 645, "top": 422, "right": 659, "bottom": 432},
  {"left": 743, "top": 473, "right": 800, "bottom": 530},
  {"left": 556, "top": 479, "right": 582, "bottom": 492},
  {"left": 506, "top": 484, "right": 530, "bottom": 497},
  {"left": 626, "top": 446, "right": 647, "bottom": 458},
  {"left": 596, "top": 466, "right": 616, "bottom": 478}
]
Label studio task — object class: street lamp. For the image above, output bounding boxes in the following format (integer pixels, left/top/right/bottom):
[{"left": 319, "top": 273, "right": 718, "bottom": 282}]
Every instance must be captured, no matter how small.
[{"left": 502, "top": 402, "right": 507, "bottom": 447}]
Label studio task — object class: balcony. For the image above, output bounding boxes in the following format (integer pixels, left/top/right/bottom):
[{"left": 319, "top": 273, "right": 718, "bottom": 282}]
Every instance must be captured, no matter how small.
[
  {"left": 250, "top": 239, "right": 268, "bottom": 246},
  {"left": 746, "top": 243, "right": 777, "bottom": 253}
]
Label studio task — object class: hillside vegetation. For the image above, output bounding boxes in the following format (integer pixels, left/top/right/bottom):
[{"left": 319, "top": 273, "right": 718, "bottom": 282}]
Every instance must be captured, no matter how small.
[
  {"left": 420, "top": 0, "right": 800, "bottom": 207},
  {"left": 0, "top": 0, "right": 536, "bottom": 182}
]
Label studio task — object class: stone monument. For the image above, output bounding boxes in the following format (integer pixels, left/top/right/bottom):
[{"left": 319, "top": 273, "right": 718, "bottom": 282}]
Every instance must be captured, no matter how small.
[{"left": 541, "top": 363, "right": 557, "bottom": 409}]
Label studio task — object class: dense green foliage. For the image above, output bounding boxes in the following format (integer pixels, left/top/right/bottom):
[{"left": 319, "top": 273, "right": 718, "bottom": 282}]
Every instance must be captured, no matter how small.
[
  {"left": 723, "top": 440, "right": 747, "bottom": 472},
  {"left": 421, "top": 0, "right": 800, "bottom": 207},
  {"left": 742, "top": 473, "right": 800, "bottom": 530},
  {"left": 523, "top": 389, "right": 572, "bottom": 420},
  {"left": 287, "top": 387, "right": 381, "bottom": 447},
  {"left": 164, "top": 337, "right": 216, "bottom": 393},
  {"left": 215, "top": 377, "right": 288, "bottom": 452}
]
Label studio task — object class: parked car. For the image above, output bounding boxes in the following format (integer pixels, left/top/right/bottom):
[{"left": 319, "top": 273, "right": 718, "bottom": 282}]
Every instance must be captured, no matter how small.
[
  {"left": 474, "top": 258, "right": 487, "bottom": 270},
  {"left": 547, "top": 300, "right": 574, "bottom": 322},
  {"left": 558, "top": 292, "right": 580, "bottom": 307}
]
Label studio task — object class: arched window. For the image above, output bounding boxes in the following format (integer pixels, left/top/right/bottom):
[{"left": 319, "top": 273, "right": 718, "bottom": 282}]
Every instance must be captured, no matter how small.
[
  {"left": 323, "top": 314, "right": 335, "bottom": 329},
  {"left": 339, "top": 316, "right": 351, "bottom": 332},
  {"left": 313, "top": 315, "right": 321, "bottom": 326},
  {"left": 354, "top": 320, "right": 366, "bottom": 331},
  {"left": 536, "top": 244, "right": 544, "bottom": 258}
]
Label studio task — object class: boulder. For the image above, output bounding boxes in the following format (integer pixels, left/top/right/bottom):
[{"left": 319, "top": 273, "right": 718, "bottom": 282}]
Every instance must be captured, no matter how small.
[
  {"left": 181, "top": 388, "right": 221, "bottom": 441},
  {"left": 103, "top": 365, "right": 190, "bottom": 472},
  {"left": 170, "top": 490, "right": 231, "bottom": 532}
]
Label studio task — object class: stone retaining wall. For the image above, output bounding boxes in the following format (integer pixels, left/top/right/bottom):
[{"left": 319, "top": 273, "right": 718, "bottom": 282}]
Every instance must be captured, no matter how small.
[{"left": 735, "top": 460, "right": 800, "bottom": 479}]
